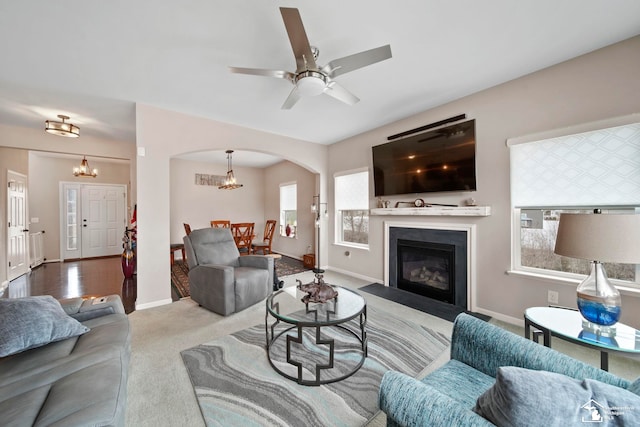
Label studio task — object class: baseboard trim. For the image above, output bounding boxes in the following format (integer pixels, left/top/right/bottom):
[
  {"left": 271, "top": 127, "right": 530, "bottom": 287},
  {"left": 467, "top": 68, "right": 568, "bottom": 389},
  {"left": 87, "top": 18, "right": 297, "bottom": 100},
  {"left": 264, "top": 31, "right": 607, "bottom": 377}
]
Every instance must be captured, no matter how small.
[
  {"left": 474, "top": 307, "right": 523, "bottom": 327},
  {"left": 273, "top": 252, "right": 302, "bottom": 261},
  {"left": 136, "top": 298, "right": 173, "bottom": 310},
  {"left": 325, "top": 266, "right": 379, "bottom": 285}
]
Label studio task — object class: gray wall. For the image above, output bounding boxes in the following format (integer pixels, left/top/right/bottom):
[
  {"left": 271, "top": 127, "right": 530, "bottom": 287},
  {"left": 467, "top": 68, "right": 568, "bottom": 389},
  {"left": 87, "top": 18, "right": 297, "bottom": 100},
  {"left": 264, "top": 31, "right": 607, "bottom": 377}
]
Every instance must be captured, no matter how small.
[
  {"left": 169, "top": 157, "right": 266, "bottom": 247},
  {"left": 327, "top": 35, "right": 640, "bottom": 326},
  {"left": 262, "top": 160, "right": 316, "bottom": 260},
  {"left": 0, "top": 126, "right": 134, "bottom": 287},
  {"left": 28, "top": 153, "right": 131, "bottom": 261}
]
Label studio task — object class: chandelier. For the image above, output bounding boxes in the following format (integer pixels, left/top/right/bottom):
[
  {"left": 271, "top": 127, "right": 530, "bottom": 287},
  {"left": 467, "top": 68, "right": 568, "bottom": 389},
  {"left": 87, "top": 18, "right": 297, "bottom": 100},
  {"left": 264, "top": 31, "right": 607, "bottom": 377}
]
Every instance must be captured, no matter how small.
[
  {"left": 73, "top": 156, "right": 98, "bottom": 178},
  {"left": 45, "top": 114, "right": 80, "bottom": 138},
  {"left": 218, "top": 150, "right": 243, "bottom": 190}
]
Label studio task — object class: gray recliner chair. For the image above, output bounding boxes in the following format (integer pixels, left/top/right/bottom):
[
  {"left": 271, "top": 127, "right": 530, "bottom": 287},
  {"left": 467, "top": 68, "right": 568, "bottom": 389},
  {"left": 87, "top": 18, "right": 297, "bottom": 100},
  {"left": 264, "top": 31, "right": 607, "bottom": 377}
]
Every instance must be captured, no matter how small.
[{"left": 183, "top": 227, "right": 273, "bottom": 315}]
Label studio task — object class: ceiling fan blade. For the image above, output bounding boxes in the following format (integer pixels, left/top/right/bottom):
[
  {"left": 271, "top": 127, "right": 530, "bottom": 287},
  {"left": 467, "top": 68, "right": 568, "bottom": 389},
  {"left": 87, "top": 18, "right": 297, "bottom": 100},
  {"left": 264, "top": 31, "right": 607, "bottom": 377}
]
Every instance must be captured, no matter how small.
[
  {"left": 281, "top": 86, "right": 301, "bottom": 109},
  {"left": 229, "top": 67, "right": 295, "bottom": 82},
  {"left": 323, "top": 44, "right": 392, "bottom": 78},
  {"left": 323, "top": 81, "right": 360, "bottom": 105},
  {"left": 280, "top": 7, "right": 317, "bottom": 72}
]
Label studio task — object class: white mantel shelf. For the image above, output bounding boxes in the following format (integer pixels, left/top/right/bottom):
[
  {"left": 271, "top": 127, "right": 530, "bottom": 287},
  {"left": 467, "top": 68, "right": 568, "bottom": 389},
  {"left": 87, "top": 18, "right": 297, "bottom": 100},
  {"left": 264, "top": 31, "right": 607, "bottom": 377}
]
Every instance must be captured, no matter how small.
[{"left": 371, "top": 206, "right": 491, "bottom": 217}]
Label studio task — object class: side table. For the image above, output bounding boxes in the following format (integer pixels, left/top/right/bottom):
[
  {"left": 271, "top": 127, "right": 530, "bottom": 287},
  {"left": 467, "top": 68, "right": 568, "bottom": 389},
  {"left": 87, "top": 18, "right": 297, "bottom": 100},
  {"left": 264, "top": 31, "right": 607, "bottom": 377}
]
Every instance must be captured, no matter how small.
[
  {"left": 170, "top": 243, "right": 185, "bottom": 265},
  {"left": 524, "top": 306, "right": 640, "bottom": 371},
  {"left": 303, "top": 253, "right": 315, "bottom": 269},
  {"left": 265, "top": 253, "right": 284, "bottom": 290}
]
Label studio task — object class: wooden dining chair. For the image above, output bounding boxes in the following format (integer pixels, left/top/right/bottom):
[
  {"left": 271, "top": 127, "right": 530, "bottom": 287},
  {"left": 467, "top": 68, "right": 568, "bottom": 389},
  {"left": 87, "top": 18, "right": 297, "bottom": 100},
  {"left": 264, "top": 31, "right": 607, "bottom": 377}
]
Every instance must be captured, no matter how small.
[
  {"left": 183, "top": 223, "right": 192, "bottom": 235},
  {"left": 252, "top": 220, "right": 277, "bottom": 255},
  {"left": 231, "top": 223, "right": 255, "bottom": 255},
  {"left": 210, "top": 220, "right": 231, "bottom": 228}
]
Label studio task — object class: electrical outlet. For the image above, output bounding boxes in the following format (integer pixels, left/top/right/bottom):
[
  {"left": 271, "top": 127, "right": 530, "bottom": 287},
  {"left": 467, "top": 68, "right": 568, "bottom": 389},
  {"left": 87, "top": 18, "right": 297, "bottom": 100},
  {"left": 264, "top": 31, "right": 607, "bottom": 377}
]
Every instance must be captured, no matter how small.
[{"left": 548, "top": 290, "right": 559, "bottom": 305}]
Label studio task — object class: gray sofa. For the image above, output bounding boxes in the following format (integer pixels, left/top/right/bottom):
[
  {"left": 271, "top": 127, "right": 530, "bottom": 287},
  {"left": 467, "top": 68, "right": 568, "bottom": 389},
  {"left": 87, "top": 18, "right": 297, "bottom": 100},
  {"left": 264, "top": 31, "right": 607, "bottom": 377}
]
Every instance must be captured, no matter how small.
[
  {"left": 184, "top": 227, "right": 273, "bottom": 315},
  {"left": 0, "top": 294, "right": 130, "bottom": 426},
  {"left": 380, "top": 313, "right": 640, "bottom": 426}
]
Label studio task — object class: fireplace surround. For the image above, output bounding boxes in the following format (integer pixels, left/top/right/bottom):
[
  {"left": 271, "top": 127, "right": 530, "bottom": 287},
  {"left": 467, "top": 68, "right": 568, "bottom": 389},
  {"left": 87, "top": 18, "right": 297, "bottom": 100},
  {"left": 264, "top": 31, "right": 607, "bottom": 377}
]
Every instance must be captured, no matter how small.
[{"left": 384, "top": 222, "right": 475, "bottom": 311}]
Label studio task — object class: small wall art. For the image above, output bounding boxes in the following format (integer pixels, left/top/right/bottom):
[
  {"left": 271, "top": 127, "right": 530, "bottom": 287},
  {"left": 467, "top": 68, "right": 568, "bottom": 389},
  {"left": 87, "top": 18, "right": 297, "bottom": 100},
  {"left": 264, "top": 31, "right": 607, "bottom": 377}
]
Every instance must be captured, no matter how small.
[{"left": 195, "top": 173, "right": 226, "bottom": 186}]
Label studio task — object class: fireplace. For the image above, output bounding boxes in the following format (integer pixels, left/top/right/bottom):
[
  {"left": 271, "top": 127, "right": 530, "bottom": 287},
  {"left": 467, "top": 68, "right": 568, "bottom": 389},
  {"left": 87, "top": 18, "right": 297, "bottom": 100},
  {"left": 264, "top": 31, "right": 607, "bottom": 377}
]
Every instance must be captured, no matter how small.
[
  {"left": 387, "top": 224, "right": 470, "bottom": 310},
  {"left": 397, "top": 239, "right": 455, "bottom": 303}
]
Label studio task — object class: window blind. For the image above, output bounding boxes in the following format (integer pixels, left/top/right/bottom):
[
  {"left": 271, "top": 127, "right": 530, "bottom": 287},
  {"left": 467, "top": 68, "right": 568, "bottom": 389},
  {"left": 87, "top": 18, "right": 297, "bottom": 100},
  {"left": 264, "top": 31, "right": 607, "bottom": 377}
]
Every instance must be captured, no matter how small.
[
  {"left": 335, "top": 170, "right": 369, "bottom": 211},
  {"left": 509, "top": 122, "right": 640, "bottom": 208},
  {"left": 280, "top": 183, "right": 296, "bottom": 211}
]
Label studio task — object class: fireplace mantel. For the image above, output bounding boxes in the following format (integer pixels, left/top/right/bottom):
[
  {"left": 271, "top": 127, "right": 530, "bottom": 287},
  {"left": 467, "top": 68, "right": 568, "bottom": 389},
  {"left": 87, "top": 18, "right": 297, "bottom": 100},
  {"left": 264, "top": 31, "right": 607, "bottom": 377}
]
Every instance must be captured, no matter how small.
[{"left": 371, "top": 206, "right": 491, "bottom": 217}]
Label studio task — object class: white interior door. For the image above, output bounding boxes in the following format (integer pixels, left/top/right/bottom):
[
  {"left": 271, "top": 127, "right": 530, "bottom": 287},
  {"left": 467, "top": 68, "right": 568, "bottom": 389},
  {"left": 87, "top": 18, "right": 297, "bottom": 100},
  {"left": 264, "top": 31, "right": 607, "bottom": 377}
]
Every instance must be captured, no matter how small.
[
  {"left": 7, "top": 171, "right": 28, "bottom": 280},
  {"left": 61, "top": 183, "right": 126, "bottom": 260}
]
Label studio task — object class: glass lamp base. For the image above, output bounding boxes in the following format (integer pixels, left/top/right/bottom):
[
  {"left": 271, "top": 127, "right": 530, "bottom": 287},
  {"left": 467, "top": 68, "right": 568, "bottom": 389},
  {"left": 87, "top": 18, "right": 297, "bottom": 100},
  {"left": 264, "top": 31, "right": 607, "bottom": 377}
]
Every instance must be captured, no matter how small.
[
  {"left": 577, "top": 296, "right": 620, "bottom": 327},
  {"left": 576, "top": 261, "right": 621, "bottom": 327},
  {"left": 581, "top": 319, "right": 617, "bottom": 338}
]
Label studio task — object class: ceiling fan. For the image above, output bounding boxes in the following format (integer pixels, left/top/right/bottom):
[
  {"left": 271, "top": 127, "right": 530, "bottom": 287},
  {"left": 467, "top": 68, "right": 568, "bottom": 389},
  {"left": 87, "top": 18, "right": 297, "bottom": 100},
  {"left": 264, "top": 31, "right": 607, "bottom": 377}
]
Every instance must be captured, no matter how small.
[{"left": 229, "top": 7, "right": 392, "bottom": 109}]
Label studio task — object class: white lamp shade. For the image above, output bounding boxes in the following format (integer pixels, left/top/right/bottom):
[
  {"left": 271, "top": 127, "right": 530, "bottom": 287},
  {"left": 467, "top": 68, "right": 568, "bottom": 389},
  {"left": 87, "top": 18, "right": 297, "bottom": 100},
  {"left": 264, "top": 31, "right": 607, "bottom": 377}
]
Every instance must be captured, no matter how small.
[{"left": 554, "top": 213, "right": 640, "bottom": 264}]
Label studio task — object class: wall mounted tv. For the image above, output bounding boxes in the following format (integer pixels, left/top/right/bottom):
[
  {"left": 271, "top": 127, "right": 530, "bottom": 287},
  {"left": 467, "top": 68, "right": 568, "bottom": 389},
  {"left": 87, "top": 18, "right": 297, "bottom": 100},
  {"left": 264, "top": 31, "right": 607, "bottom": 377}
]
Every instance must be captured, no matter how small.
[{"left": 372, "top": 119, "right": 477, "bottom": 197}]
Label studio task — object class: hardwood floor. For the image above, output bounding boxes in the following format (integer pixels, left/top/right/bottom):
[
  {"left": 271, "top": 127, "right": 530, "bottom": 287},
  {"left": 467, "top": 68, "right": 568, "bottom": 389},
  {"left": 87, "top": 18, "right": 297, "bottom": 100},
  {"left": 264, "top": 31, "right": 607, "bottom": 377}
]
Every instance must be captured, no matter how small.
[{"left": 3, "top": 257, "right": 137, "bottom": 314}]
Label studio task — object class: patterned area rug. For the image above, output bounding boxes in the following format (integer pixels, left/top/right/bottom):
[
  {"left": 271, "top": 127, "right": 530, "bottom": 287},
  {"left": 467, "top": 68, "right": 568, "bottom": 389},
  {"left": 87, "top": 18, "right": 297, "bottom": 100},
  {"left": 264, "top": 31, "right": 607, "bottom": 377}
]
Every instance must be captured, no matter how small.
[
  {"left": 170, "top": 260, "right": 190, "bottom": 299},
  {"left": 274, "top": 255, "right": 310, "bottom": 277},
  {"left": 181, "top": 305, "right": 450, "bottom": 426},
  {"left": 171, "top": 255, "right": 310, "bottom": 299}
]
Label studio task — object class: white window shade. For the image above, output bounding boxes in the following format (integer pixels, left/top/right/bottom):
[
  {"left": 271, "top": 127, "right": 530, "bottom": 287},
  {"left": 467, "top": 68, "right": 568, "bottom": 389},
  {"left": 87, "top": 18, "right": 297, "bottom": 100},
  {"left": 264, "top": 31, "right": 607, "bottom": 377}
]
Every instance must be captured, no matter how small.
[
  {"left": 280, "top": 183, "right": 296, "bottom": 210},
  {"left": 510, "top": 122, "right": 640, "bottom": 207},
  {"left": 335, "top": 170, "right": 369, "bottom": 210}
]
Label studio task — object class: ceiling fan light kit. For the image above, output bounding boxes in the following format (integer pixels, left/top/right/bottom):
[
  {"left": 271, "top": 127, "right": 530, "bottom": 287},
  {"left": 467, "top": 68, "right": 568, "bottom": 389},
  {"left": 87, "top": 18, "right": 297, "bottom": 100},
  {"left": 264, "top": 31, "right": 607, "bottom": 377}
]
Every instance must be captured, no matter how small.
[
  {"left": 296, "top": 71, "right": 327, "bottom": 96},
  {"left": 45, "top": 114, "right": 80, "bottom": 138},
  {"left": 229, "top": 7, "right": 392, "bottom": 109}
]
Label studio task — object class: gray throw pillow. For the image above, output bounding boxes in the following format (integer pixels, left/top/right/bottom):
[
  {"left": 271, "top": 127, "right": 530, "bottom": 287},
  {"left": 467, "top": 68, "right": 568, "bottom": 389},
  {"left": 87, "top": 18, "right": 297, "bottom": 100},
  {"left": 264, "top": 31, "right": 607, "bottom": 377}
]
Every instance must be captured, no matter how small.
[
  {"left": 0, "top": 295, "right": 89, "bottom": 357},
  {"left": 474, "top": 366, "right": 640, "bottom": 427}
]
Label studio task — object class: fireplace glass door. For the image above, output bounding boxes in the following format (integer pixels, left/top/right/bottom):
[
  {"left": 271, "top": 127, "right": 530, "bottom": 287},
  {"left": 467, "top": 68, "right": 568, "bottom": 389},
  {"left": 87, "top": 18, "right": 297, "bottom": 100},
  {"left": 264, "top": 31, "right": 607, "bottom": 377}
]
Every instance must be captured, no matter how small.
[{"left": 397, "top": 239, "right": 455, "bottom": 304}]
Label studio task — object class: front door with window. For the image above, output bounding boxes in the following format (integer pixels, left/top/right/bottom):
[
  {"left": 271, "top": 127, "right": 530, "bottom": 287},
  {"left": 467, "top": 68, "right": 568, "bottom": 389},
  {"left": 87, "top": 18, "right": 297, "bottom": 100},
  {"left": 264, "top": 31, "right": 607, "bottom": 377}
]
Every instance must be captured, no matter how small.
[{"left": 61, "top": 183, "right": 126, "bottom": 260}]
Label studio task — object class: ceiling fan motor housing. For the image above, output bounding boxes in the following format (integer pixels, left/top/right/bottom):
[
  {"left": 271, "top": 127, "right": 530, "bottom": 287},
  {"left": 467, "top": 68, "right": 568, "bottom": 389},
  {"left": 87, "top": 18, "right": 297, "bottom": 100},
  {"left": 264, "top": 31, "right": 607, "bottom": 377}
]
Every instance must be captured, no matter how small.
[{"left": 295, "top": 70, "right": 327, "bottom": 96}]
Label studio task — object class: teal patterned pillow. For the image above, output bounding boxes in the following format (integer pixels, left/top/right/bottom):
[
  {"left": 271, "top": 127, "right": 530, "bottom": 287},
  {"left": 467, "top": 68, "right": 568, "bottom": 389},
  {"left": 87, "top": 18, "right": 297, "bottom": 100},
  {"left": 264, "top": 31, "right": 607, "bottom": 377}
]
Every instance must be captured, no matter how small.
[
  {"left": 474, "top": 367, "right": 640, "bottom": 427},
  {"left": 0, "top": 295, "right": 89, "bottom": 357}
]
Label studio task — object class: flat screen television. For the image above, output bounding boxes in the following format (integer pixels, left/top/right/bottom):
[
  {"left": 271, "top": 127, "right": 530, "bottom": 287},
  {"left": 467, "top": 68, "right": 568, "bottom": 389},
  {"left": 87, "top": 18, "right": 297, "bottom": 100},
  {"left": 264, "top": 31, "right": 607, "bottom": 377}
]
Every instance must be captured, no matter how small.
[{"left": 372, "top": 119, "right": 477, "bottom": 197}]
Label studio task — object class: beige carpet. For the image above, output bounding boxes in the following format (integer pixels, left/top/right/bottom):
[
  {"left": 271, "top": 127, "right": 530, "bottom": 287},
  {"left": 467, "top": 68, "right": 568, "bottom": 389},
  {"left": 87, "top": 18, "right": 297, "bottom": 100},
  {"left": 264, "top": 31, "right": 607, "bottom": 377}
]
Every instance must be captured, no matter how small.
[{"left": 125, "top": 270, "right": 640, "bottom": 426}]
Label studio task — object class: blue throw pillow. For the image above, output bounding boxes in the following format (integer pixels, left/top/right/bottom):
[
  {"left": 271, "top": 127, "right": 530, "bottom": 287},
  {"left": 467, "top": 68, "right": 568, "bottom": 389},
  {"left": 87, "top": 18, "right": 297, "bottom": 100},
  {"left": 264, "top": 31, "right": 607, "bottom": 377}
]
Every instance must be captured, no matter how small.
[
  {"left": 0, "top": 295, "right": 89, "bottom": 357},
  {"left": 474, "top": 366, "right": 640, "bottom": 427}
]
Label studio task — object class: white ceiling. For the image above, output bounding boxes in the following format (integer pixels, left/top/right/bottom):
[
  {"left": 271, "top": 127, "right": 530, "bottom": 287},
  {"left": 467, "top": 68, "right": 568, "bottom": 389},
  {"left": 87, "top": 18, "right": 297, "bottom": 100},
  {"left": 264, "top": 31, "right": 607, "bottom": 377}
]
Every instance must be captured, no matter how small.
[{"left": 1, "top": 1, "right": 640, "bottom": 167}]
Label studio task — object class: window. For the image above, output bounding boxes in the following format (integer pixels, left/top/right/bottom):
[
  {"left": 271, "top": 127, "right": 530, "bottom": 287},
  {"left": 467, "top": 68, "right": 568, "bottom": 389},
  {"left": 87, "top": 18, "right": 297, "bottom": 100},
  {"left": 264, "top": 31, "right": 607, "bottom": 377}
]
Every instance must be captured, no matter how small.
[
  {"left": 279, "top": 182, "right": 297, "bottom": 238},
  {"left": 335, "top": 169, "right": 369, "bottom": 247},
  {"left": 518, "top": 208, "right": 638, "bottom": 282},
  {"left": 509, "top": 117, "right": 640, "bottom": 286}
]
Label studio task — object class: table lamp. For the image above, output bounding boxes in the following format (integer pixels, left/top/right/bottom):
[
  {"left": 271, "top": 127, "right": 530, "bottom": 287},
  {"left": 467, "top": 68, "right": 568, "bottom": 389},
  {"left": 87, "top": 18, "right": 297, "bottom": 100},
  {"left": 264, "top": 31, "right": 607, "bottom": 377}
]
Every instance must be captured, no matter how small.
[{"left": 554, "top": 211, "right": 640, "bottom": 328}]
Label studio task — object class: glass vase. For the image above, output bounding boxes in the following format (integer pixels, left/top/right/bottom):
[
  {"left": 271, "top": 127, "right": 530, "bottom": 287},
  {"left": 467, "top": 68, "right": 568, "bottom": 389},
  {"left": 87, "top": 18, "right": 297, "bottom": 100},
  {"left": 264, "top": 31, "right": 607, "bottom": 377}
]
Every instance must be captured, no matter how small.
[{"left": 576, "top": 261, "right": 621, "bottom": 327}]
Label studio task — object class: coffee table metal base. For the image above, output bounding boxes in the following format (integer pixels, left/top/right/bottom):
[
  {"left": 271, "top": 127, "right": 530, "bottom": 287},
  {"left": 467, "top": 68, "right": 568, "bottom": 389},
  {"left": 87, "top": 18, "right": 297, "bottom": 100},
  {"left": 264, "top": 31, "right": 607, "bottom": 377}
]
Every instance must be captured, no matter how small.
[{"left": 265, "top": 309, "right": 367, "bottom": 386}]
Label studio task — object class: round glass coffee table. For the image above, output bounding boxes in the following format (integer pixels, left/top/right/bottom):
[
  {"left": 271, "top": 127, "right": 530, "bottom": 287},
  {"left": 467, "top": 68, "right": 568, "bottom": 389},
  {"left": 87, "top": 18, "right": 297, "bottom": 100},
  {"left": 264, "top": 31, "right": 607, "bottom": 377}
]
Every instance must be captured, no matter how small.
[{"left": 265, "top": 285, "right": 367, "bottom": 386}]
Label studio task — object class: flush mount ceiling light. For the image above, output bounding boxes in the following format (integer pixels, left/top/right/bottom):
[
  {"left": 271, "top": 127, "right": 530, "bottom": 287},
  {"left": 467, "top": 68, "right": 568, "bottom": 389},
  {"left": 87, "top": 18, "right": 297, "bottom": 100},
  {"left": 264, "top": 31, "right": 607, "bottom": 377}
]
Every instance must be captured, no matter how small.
[
  {"left": 45, "top": 114, "right": 80, "bottom": 138},
  {"left": 218, "top": 150, "right": 243, "bottom": 190},
  {"left": 73, "top": 156, "right": 97, "bottom": 178}
]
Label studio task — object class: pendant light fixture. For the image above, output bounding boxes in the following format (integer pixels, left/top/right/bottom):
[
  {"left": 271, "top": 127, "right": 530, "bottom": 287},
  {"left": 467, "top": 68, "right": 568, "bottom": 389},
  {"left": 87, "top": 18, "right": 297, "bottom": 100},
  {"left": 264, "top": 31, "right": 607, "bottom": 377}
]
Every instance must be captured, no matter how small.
[
  {"left": 218, "top": 150, "right": 243, "bottom": 190},
  {"left": 45, "top": 114, "right": 80, "bottom": 138},
  {"left": 73, "top": 156, "right": 98, "bottom": 178}
]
